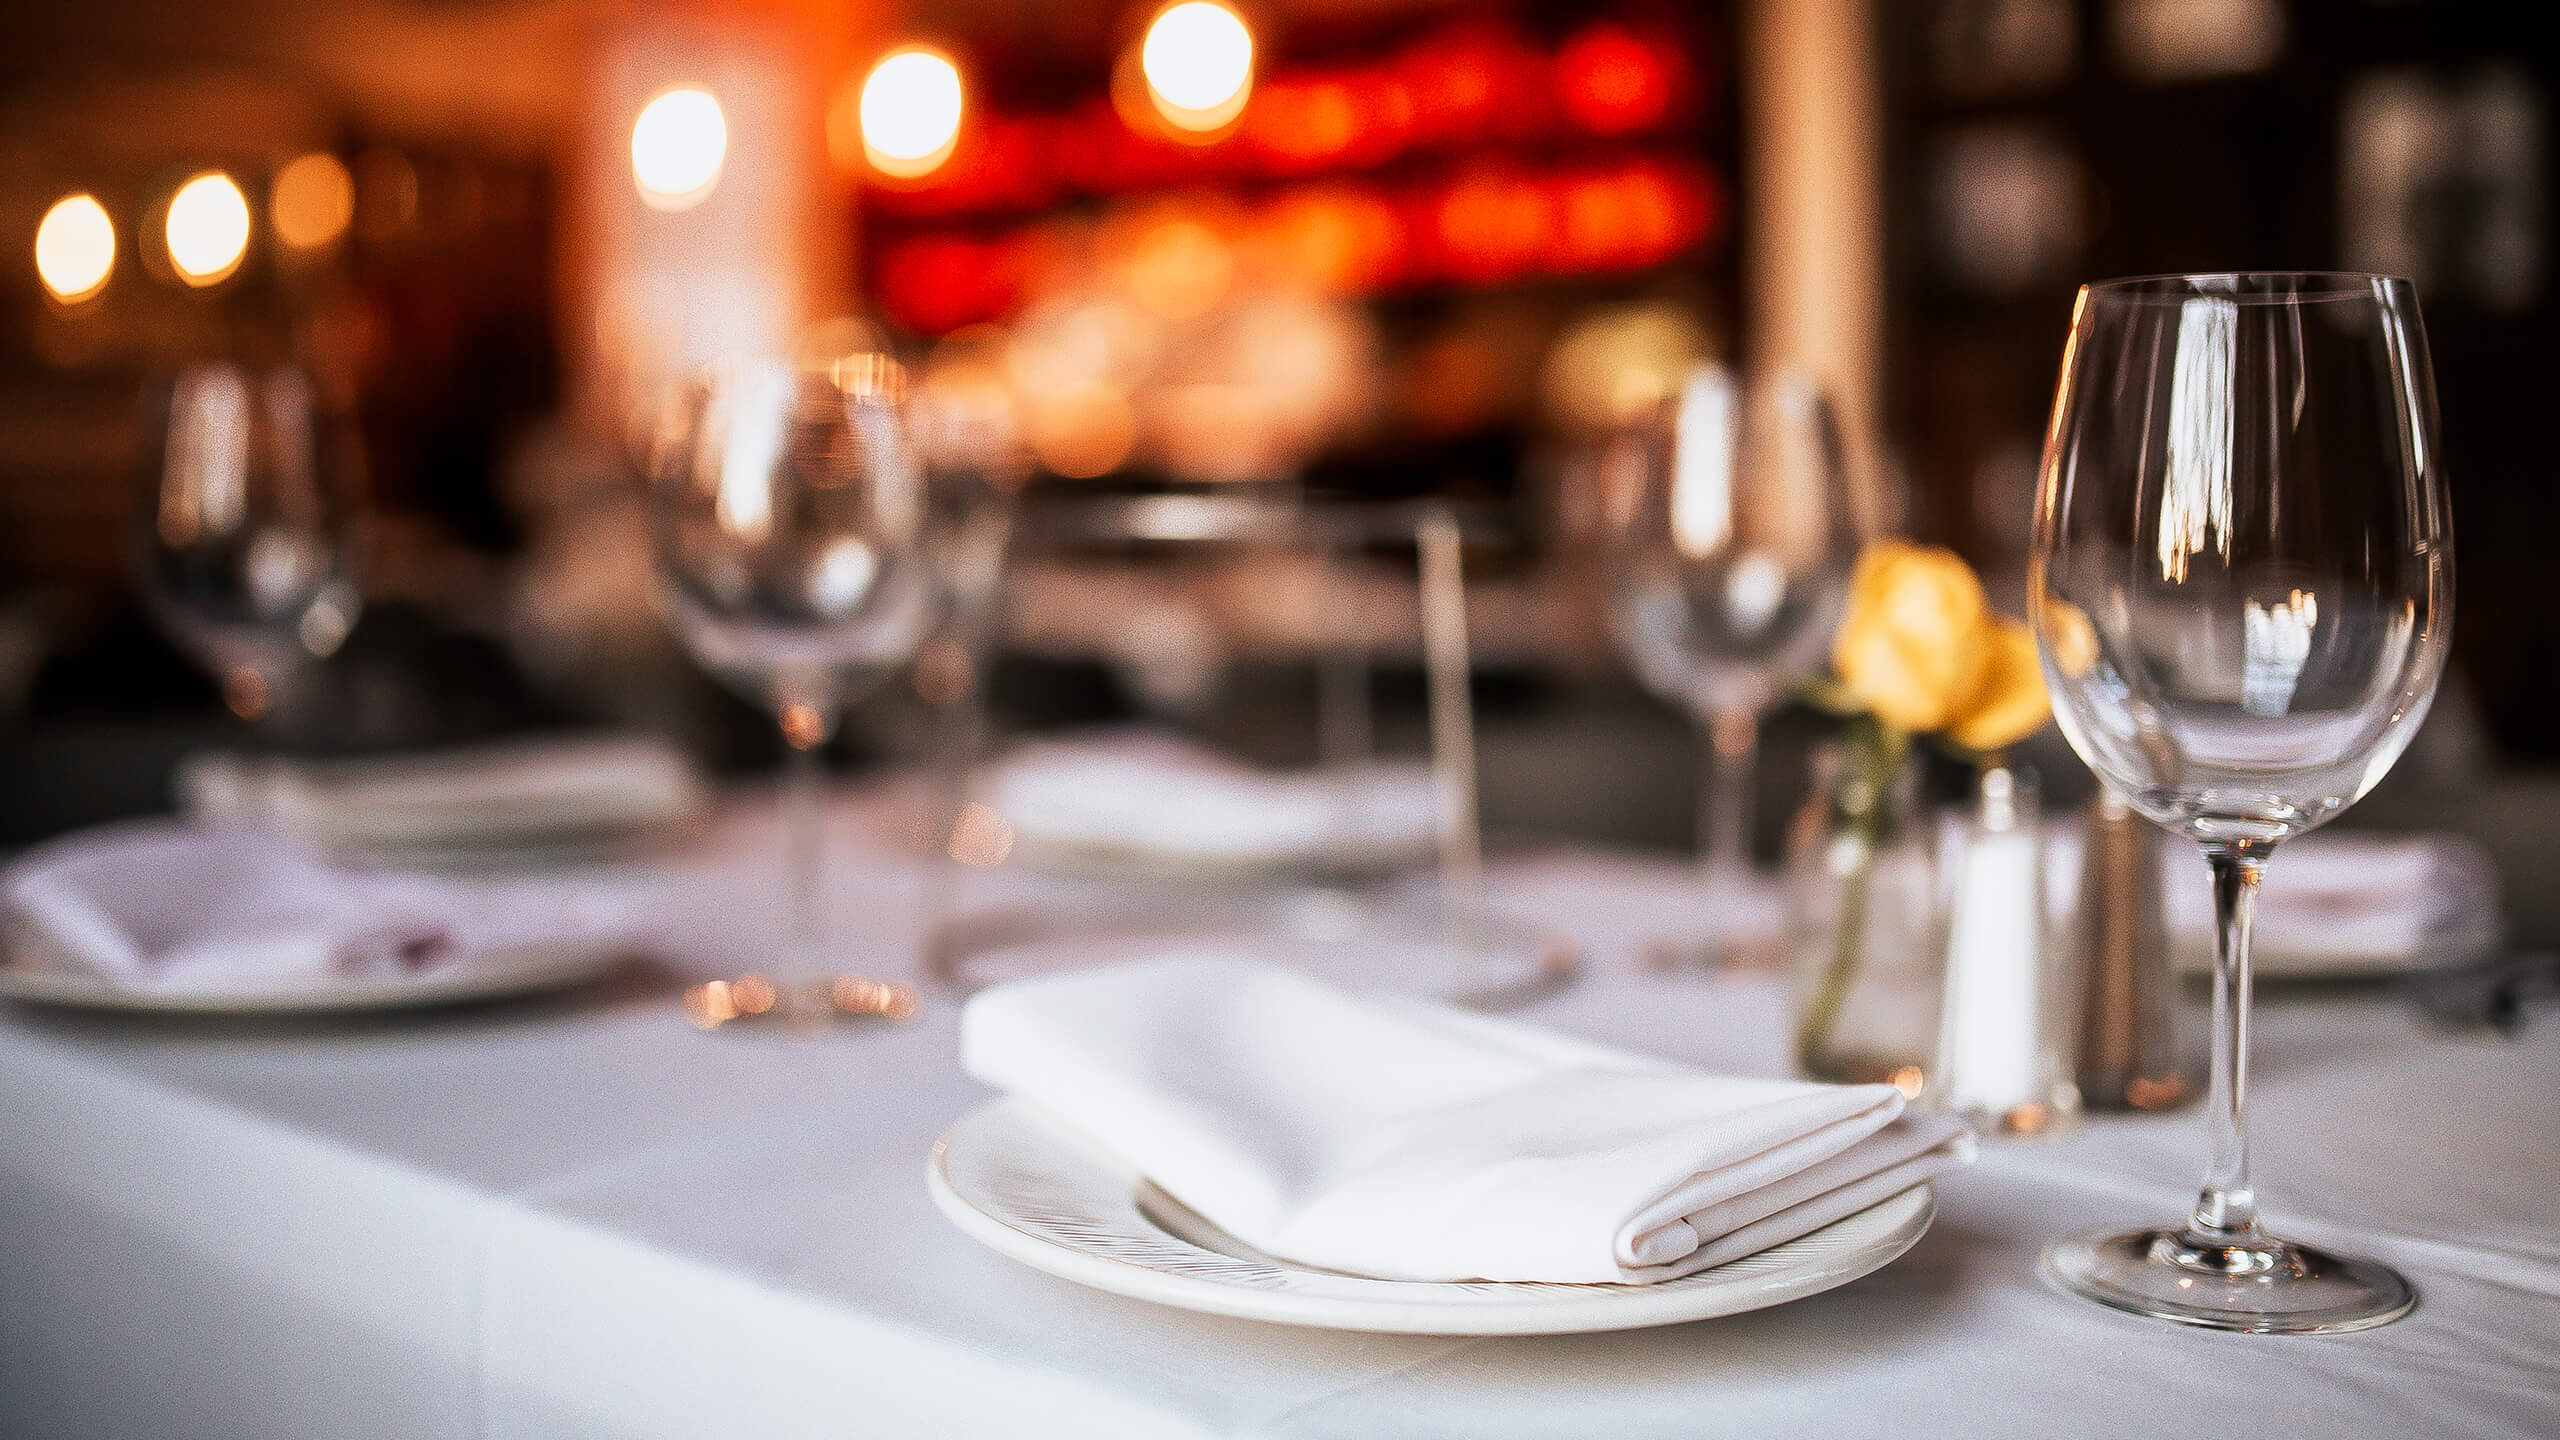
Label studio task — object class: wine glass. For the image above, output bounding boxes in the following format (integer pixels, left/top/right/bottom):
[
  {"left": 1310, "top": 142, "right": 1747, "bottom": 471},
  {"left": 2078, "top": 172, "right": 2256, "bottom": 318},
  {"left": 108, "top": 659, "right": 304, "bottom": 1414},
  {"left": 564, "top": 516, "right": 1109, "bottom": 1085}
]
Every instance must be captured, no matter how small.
[
  {"left": 1601, "top": 365, "right": 1866, "bottom": 962},
  {"left": 2031, "top": 272, "right": 2451, "bottom": 1333},
  {"left": 137, "top": 363, "right": 362, "bottom": 732},
  {"left": 653, "top": 353, "right": 938, "bottom": 1020}
]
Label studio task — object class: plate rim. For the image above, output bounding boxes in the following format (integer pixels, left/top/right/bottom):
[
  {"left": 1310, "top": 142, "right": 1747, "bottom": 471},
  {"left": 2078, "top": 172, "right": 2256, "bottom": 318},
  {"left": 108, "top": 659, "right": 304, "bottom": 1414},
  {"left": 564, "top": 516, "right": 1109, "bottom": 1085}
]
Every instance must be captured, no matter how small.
[
  {"left": 0, "top": 941, "right": 626, "bottom": 1015},
  {"left": 926, "top": 1096, "right": 1937, "bottom": 1335}
]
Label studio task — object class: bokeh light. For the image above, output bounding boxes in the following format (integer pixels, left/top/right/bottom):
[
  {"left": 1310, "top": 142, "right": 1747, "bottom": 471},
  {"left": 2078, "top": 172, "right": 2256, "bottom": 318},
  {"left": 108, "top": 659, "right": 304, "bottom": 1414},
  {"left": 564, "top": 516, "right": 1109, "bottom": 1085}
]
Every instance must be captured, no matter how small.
[
  {"left": 1142, "top": 1, "right": 1254, "bottom": 132},
  {"left": 1435, "top": 169, "right": 1551, "bottom": 283},
  {"left": 631, "top": 87, "right": 727, "bottom": 210},
  {"left": 271, "top": 153, "right": 354, "bottom": 251},
  {"left": 858, "top": 48, "right": 965, "bottom": 179},
  {"left": 1555, "top": 25, "right": 1677, "bottom": 136},
  {"left": 1027, "top": 384, "right": 1138, "bottom": 478},
  {"left": 165, "top": 172, "right": 251, "bottom": 286},
  {"left": 34, "top": 193, "right": 115, "bottom": 303}
]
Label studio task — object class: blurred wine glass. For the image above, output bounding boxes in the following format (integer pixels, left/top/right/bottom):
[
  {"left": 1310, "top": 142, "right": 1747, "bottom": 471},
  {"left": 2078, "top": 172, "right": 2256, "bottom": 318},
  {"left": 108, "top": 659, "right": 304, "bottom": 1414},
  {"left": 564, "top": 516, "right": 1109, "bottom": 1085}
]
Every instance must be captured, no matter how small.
[
  {"left": 2032, "top": 272, "right": 2451, "bottom": 1333},
  {"left": 137, "top": 363, "right": 362, "bottom": 733},
  {"left": 652, "top": 353, "right": 937, "bottom": 1015},
  {"left": 1601, "top": 366, "right": 1866, "bottom": 961}
]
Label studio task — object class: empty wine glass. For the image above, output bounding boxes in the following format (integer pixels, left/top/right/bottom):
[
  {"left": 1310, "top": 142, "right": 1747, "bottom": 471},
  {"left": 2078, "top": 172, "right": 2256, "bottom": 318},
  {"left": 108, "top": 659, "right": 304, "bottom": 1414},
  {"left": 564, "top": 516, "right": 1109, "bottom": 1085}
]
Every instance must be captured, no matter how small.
[
  {"left": 1601, "top": 365, "right": 1866, "bottom": 963},
  {"left": 2031, "top": 273, "right": 2452, "bottom": 1333},
  {"left": 653, "top": 353, "right": 938, "bottom": 1020},
  {"left": 137, "top": 363, "right": 362, "bottom": 732}
]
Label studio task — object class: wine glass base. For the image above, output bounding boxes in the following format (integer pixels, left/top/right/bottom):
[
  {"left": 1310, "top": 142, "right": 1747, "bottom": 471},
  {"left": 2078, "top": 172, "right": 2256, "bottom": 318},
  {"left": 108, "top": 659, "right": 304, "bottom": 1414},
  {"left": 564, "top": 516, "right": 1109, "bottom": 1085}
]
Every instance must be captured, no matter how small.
[
  {"left": 682, "top": 974, "right": 920, "bottom": 1031},
  {"left": 2041, "top": 1226, "right": 2415, "bottom": 1334}
]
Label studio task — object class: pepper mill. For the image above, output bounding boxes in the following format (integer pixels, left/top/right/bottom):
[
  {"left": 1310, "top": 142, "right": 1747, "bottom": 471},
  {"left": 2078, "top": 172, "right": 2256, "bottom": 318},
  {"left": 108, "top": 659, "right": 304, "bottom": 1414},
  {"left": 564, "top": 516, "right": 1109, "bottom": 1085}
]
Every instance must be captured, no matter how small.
[{"left": 2070, "top": 787, "right": 2196, "bottom": 1110}]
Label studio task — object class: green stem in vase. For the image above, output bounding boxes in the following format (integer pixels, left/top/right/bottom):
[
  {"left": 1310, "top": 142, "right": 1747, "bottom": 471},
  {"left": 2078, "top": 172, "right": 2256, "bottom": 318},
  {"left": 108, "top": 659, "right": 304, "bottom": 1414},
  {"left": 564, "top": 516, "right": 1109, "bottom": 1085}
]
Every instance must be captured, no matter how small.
[{"left": 1794, "top": 715, "right": 1910, "bottom": 1073}]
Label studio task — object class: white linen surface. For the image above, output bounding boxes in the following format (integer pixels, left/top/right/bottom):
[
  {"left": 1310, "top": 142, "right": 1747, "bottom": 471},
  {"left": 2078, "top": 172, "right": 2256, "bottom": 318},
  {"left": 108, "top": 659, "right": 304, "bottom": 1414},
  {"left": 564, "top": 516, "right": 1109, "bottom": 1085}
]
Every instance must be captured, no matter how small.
[
  {"left": 983, "top": 731, "right": 1439, "bottom": 869},
  {"left": 2, "top": 802, "right": 2553, "bottom": 1440},
  {"left": 961, "top": 956, "right": 1973, "bottom": 1284},
  {"left": 174, "top": 732, "right": 703, "bottom": 855},
  {"left": 1, "top": 821, "right": 651, "bottom": 992}
]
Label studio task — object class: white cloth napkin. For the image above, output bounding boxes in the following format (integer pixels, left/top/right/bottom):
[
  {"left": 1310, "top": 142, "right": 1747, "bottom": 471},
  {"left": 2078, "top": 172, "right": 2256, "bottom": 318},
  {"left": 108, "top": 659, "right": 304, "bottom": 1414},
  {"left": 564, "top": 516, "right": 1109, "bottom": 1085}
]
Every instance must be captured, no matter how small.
[
  {"left": 2170, "top": 831, "right": 2500, "bottom": 972},
  {"left": 174, "top": 733, "right": 703, "bottom": 859},
  {"left": 2047, "top": 828, "right": 2501, "bottom": 975},
  {"left": 961, "top": 956, "right": 1973, "bottom": 1285},
  {"left": 2, "top": 822, "right": 652, "bottom": 993},
  {"left": 982, "top": 731, "right": 1440, "bottom": 871}
]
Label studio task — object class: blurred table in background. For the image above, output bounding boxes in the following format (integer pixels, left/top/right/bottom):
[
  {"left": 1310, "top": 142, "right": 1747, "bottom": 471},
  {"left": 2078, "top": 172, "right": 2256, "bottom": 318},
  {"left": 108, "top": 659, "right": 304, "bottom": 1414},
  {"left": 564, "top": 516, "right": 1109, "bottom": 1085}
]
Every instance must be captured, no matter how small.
[{"left": 1, "top": 785, "right": 2552, "bottom": 1439}]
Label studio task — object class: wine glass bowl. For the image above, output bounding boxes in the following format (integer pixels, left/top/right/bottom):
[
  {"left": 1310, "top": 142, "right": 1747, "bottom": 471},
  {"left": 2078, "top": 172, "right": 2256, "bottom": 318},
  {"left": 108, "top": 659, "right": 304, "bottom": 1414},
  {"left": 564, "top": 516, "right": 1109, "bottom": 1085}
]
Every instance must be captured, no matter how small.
[
  {"left": 137, "top": 363, "right": 362, "bottom": 725},
  {"left": 2032, "top": 272, "right": 2451, "bottom": 1333},
  {"left": 657, "top": 359, "right": 936, "bottom": 723},
  {"left": 1607, "top": 370, "right": 1860, "bottom": 715},
  {"left": 2035, "top": 274, "right": 2452, "bottom": 851}
]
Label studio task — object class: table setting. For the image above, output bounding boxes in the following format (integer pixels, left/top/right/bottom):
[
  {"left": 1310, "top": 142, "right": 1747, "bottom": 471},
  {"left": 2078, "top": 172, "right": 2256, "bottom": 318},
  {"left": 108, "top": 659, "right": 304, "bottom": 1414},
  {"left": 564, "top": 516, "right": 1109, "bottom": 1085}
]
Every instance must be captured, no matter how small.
[{"left": 1, "top": 270, "right": 2555, "bottom": 1440}]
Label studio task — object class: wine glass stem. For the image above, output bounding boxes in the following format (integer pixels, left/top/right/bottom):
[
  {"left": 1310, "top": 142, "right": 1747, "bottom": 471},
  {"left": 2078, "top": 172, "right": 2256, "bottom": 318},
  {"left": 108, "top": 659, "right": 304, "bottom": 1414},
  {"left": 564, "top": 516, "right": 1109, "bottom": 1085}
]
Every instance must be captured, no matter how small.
[
  {"left": 1698, "top": 702, "right": 1760, "bottom": 877},
  {"left": 783, "top": 716, "right": 827, "bottom": 976},
  {"left": 2191, "top": 846, "right": 2267, "bottom": 1242}
]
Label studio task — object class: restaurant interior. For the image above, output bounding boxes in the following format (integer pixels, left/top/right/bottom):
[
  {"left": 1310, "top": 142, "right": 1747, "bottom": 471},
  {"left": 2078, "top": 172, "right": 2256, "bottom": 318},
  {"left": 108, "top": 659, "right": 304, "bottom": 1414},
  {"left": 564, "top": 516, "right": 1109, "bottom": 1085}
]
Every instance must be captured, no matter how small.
[
  {"left": 0, "top": 0, "right": 2553, "bottom": 1433},
  {"left": 7, "top": 0, "right": 2546, "bottom": 874}
]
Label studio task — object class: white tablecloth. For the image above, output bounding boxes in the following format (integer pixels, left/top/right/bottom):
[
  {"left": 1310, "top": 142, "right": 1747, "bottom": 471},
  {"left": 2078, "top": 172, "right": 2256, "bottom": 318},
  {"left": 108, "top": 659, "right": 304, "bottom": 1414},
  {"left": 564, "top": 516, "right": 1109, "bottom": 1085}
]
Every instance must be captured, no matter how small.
[{"left": 1, "top": 788, "right": 2554, "bottom": 1439}]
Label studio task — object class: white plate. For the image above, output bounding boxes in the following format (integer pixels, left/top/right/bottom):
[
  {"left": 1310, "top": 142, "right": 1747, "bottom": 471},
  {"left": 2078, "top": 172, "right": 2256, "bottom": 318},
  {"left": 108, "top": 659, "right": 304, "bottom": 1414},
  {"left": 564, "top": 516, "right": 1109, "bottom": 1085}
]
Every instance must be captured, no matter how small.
[
  {"left": 0, "top": 939, "right": 627, "bottom": 1016},
  {"left": 928, "top": 1097, "right": 1937, "bottom": 1336}
]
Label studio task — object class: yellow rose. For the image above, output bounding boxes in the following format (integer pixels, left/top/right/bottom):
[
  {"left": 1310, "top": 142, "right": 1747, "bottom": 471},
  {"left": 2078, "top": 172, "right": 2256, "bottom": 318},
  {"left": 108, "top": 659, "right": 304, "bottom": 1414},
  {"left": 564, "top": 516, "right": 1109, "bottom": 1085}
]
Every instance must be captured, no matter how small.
[
  {"left": 2037, "top": 594, "right": 2099, "bottom": 680},
  {"left": 1947, "top": 617, "right": 2051, "bottom": 753},
  {"left": 1831, "top": 541, "right": 1993, "bottom": 733}
]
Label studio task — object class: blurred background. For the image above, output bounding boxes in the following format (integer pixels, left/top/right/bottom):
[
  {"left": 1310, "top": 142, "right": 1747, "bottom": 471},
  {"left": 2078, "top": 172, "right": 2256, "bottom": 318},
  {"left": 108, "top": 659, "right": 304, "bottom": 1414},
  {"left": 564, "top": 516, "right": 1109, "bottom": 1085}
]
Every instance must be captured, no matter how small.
[{"left": 1, "top": 0, "right": 2552, "bottom": 931}]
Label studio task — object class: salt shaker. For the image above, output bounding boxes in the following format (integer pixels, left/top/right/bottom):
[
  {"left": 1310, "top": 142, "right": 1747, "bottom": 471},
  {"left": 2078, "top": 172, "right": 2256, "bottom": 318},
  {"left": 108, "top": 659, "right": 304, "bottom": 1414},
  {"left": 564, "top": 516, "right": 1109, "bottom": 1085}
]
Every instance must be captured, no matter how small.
[
  {"left": 1930, "top": 763, "right": 2080, "bottom": 1139},
  {"left": 2070, "top": 787, "right": 2196, "bottom": 1110}
]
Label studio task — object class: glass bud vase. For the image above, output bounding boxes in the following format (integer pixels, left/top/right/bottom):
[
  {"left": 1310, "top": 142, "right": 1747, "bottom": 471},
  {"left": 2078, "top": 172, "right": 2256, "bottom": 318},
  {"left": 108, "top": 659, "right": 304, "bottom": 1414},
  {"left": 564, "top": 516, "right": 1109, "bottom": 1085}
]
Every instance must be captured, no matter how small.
[{"left": 1788, "top": 719, "right": 1941, "bottom": 1093}]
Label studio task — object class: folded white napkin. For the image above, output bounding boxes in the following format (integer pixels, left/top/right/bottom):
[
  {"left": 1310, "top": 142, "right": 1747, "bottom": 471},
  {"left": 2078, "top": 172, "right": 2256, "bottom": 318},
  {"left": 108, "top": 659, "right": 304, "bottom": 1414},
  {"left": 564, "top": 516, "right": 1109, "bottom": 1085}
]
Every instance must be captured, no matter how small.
[
  {"left": 174, "top": 733, "right": 703, "bottom": 859},
  {"left": 983, "top": 731, "right": 1439, "bottom": 871},
  {"left": 961, "top": 957, "right": 1973, "bottom": 1284},
  {"left": 1, "top": 822, "right": 651, "bottom": 993},
  {"left": 983, "top": 722, "right": 1443, "bottom": 871},
  {"left": 2169, "top": 832, "right": 2499, "bottom": 971}
]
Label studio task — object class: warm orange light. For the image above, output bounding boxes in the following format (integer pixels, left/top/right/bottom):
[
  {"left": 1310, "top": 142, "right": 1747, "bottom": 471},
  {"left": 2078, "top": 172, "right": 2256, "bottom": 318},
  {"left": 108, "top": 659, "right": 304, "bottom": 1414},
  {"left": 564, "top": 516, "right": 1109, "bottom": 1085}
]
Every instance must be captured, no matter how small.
[
  {"left": 1142, "top": 1, "right": 1254, "bottom": 133},
  {"left": 271, "top": 154, "right": 354, "bottom": 251},
  {"left": 34, "top": 193, "right": 115, "bottom": 303},
  {"left": 1556, "top": 25, "right": 1675, "bottom": 135},
  {"left": 1247, "top": 80, "right": 1361, "bottom": 169},
  {"left": 1027, "top": 384, "right": 1137, "bottom": 479},
  {"left": 1116, "top": 215, "right": 1233, "bottom": 321},
  {"left": 1436, "top": 171, "right": 1551, "bottom": 283},
  {"left": 1252, "top": 187, "right": 1403, "bottom": 294},
  {"left": 879, "top": 236, "right": 1019, "bottom": 335},
  {"left": 166, "top": 172, "right": 250, "bottom": 286},
  {"left": 857, "top": 48, "right": 965, "bottom": 179},
  {"left": 631, "top": 87, "right": 727, "bottom": 210}
]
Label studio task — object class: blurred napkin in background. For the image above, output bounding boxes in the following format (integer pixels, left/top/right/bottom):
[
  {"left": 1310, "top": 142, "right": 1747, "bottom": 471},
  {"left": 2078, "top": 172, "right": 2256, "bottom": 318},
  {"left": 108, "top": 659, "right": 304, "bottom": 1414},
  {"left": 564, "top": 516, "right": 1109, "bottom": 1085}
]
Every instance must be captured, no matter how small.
[
  {"left": 2, "top": 822, "right": 654, "bottom": 994},
  {"left": 961, "top": 957, "right": 1972, "bottom": 1285},
  {"left": 176, "top": 733, "right": 704, "bottom": 866},
  {"left": 2050, "top": 827, "right": 2501, "bottom": 977},
  {"left": 983, "top": 730, "right": 1440, "bottom": 874}
]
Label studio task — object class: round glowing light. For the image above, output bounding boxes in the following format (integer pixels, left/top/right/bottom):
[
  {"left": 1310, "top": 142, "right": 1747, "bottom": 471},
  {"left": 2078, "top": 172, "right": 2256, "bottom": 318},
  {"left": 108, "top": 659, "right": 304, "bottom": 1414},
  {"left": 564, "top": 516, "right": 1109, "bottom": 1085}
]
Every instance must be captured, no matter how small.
[
  {"left": 631, "top": 87, "right": 727, "bottom": 210},
  {"left": 34, "top": 193, "right": 115, "bottom": 303},
  {"left": 271, "top": 153, "right": 354, "bottom": 251},
  {"left": 858, "top": 48, "right": 964, "bottom": 179},
  {"left": 1142, "top": 1, "right": 1254, "bottom": 131},
  {"left": 166, "top": 172, "right": 251, "bottom": 286}
]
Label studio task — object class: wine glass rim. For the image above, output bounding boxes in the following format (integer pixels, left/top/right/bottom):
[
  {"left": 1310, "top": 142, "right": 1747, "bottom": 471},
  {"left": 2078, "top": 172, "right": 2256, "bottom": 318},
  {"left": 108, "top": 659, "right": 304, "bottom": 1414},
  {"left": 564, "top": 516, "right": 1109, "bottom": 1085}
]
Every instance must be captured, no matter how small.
[{"left": 2079, "top": 271, "right": 2414, "bottom": 304}]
